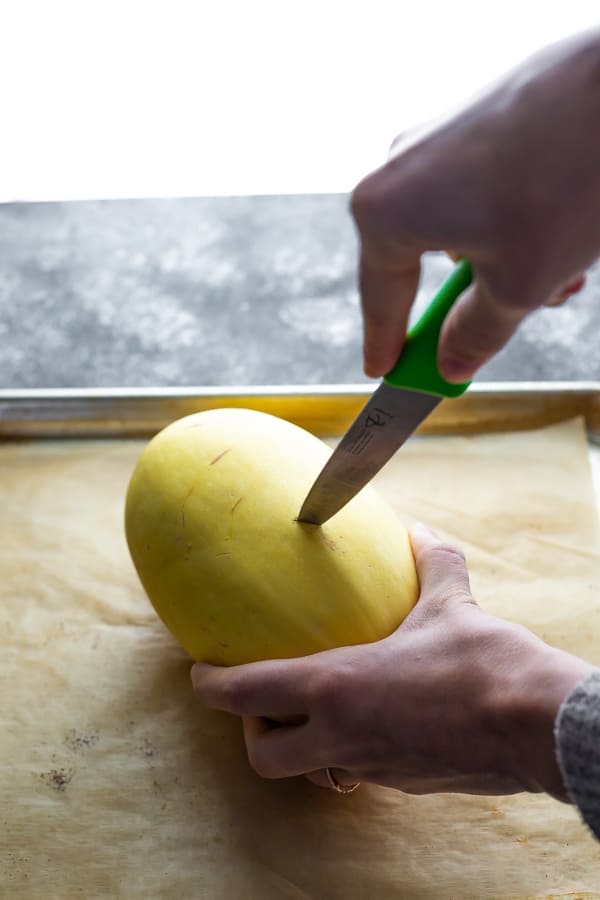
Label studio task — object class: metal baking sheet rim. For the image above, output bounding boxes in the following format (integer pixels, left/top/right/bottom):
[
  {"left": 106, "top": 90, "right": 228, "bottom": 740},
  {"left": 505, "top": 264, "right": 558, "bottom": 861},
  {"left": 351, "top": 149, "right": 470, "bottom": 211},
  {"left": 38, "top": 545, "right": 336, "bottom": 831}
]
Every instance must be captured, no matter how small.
[{"left": 0, "top": 381, "right": 598, "bottom": 442}]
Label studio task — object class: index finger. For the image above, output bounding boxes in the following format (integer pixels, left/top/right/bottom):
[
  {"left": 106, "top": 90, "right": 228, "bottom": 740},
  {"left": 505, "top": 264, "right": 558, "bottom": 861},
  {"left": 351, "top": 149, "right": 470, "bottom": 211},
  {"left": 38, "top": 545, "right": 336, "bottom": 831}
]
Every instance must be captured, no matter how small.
[
  {"left": 191, "top": 657, "right": 310, "bottom": 719},
  {"left": 357, "top": 248, "right": 421, "bottom": 378}
]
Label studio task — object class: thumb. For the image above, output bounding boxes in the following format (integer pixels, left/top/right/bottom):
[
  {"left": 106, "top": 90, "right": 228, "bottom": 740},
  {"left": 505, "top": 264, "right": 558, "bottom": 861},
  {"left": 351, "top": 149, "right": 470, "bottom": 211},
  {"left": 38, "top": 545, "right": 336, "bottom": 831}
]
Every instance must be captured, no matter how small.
[
  {"left": 437, "top": 280, "right": 528, "bottom": 383},
  {"left": 409, "top": 523, "right": 473, "bottom": 609}
]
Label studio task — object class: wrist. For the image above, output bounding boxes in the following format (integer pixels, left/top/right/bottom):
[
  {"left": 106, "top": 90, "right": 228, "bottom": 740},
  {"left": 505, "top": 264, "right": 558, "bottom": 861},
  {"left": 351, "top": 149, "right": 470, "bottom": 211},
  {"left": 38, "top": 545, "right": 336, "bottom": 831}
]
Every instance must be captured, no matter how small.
[{"left": 497, "top": 641, "right": 594, "bottom": 800}]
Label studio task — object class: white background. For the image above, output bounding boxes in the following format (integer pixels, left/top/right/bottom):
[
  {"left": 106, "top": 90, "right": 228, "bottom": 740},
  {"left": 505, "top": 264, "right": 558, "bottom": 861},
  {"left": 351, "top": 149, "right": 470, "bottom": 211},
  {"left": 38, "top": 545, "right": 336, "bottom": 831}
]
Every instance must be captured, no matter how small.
[{"left": 0, "top": 0, "right": 598, "bottom": 201}]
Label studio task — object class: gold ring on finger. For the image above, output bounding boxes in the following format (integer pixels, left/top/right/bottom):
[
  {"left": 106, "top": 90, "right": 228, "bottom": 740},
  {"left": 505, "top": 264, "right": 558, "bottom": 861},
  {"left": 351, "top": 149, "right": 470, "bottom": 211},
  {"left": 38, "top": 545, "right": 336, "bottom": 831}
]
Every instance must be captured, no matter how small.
[{"left": 325, "top": 767, "right": 360, "bottom": 794}]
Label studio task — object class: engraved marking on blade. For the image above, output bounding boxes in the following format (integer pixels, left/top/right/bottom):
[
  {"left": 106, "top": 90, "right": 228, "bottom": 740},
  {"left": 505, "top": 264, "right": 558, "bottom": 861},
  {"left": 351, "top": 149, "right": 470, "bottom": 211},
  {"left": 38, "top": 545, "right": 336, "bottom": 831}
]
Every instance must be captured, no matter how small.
[
  {"left": 297, "top": 385, "right": 441, "bottom": 526},
  {"left": 366, "top": 408, "right": 393, "bottom": 428},
  {"left": 347, "top": 407, "right": 394, "bottom": 456}
]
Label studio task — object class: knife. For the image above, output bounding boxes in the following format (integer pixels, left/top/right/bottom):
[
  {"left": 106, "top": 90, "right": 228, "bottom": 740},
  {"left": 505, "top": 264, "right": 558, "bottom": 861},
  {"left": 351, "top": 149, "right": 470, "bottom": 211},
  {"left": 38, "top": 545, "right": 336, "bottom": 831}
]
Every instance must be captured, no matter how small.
[{"left": 297, "top": 258, "right": 473, "bottom": 525}]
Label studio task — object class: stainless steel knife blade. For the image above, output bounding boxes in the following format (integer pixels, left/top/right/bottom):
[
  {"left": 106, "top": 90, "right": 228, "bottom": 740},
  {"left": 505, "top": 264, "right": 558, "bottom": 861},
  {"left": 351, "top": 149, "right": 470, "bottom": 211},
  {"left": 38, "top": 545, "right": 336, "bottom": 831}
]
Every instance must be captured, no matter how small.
[
  {"left": 297, "top": 260, "right": 473, "bottom": 526},
  {"left": 297, "top": 383, "right": 439, "bottom": 525}
]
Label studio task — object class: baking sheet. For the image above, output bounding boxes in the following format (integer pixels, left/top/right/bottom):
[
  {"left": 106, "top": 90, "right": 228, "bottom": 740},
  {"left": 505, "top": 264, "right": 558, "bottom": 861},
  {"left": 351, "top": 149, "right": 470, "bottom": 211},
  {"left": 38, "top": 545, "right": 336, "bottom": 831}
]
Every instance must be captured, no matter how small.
[
  {"left": 1, "top": 416, "right": 600, "bottom": 898},
  {"left": 1, "top": 382, "right": 599, "bottom": 439}
]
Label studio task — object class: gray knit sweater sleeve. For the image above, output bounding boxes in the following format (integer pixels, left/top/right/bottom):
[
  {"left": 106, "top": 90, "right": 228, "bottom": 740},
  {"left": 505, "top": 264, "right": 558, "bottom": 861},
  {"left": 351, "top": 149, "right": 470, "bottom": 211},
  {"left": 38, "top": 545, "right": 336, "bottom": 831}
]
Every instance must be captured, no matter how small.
[{"left": 555, "top": 670, "right": 600, "bottom": 839}]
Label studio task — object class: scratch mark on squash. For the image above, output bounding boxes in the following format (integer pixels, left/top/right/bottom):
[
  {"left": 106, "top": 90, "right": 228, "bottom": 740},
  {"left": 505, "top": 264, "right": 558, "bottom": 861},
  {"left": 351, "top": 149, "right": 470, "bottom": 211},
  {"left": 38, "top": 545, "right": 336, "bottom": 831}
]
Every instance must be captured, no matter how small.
[
  {"left": 231, "top": 497, "right": 243, "bottom": 514},
  {"left": 210, "top": 448, "right": 231, "bottom": 466},
  {"left": 318, "top": 532, "right": 337, "bottom": 552},
  {"left": 215, "top": 552, "right": 231, "bottom": 558},
  {"left": 180, "top": 487, "right": 195, "bottom": 528}
]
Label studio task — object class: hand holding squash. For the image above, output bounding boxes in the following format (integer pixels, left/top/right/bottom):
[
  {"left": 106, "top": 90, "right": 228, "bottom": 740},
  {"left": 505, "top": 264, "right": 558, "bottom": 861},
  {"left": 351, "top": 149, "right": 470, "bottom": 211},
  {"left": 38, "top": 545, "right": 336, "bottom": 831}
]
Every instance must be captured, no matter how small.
[{"left": 193, "top": 525, "right": 594, "bottom": 799}]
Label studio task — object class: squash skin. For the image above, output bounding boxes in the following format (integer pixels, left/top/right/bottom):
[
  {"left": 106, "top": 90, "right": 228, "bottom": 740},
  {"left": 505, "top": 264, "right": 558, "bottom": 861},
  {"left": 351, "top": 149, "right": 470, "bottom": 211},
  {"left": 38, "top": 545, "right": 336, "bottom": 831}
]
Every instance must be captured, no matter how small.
[{"left": 125, "top": 408, "right": 419, "bottom": 665}]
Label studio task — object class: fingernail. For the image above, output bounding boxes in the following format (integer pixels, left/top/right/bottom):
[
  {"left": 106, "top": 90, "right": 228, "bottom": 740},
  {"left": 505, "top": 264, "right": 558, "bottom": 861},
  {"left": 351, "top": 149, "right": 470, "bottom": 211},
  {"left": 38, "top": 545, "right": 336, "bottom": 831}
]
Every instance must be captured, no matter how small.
[
  {"left": 411, "top": 522, "right": 439, "bottom": 539},
  {"left": 564, "top": 274, "right": 586, "bottom": 296},
  {"left": 363, "top": 361, "right": 381, "bottom": 379},
  {"left": 554, "top": 274, "right": 586, "bottom": 304},
  {"left": 438, "top": 356, "right": 473, "bottom": 383}
]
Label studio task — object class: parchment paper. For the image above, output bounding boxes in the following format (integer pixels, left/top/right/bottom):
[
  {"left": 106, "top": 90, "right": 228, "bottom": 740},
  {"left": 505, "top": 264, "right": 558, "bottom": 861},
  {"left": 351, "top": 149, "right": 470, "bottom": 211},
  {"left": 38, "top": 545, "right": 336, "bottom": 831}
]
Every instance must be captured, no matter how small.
[{"left": 1, "top": 418, "right": 600, "bottom": 899}]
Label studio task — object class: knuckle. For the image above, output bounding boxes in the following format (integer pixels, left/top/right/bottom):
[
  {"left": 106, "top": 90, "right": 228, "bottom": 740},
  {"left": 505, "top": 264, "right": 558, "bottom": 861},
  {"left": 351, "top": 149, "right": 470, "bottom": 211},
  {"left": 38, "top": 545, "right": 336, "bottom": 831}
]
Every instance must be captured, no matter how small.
[
  {"left": 307, "top": 663, "right": 346, "bottom": 709},
  {"left": 302, "top": 665, "right": 349, "bottom": 738},
  {"left": 503, "top": 620, "right": 536, "bottom": 647},
  {"left": 416, "top": 542, "right": 476, "bottom": 612},
  {"left": 246, "top": 744, "right": 276, "bottom": 779},
  {"left": 350, "top": 172, "right": 390, "bottom": 232},
  {"left": 480, "top": 267, "right": 543, "bottom": 316},
  {"left": 308, "top": 665, "right": 356, "bottom": 752},
  {"left": 304, "top": 666, "right": 339, "bottom": 711},
  {"left": 445, "top": 314, "right": 500, "bottom": 360},
  {"left": 426, "top": 542, "right": 466, "bottom": 569},
  {"left": 442, "top": 585, "right": 476, "bottom": 607},
  {"left": 220, "top": 675, "right": 249, "bottom": 715},
  {"left": 350, "top": 178, "right": 374, "bottom": 226}
]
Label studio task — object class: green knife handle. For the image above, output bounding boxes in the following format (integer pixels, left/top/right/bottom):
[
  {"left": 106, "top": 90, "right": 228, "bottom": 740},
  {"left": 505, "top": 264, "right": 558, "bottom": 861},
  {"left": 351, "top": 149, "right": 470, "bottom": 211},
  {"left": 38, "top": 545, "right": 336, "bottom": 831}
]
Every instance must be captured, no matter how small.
[{"left": 383, "top": 258, "right": 473, "bottom": 398}]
